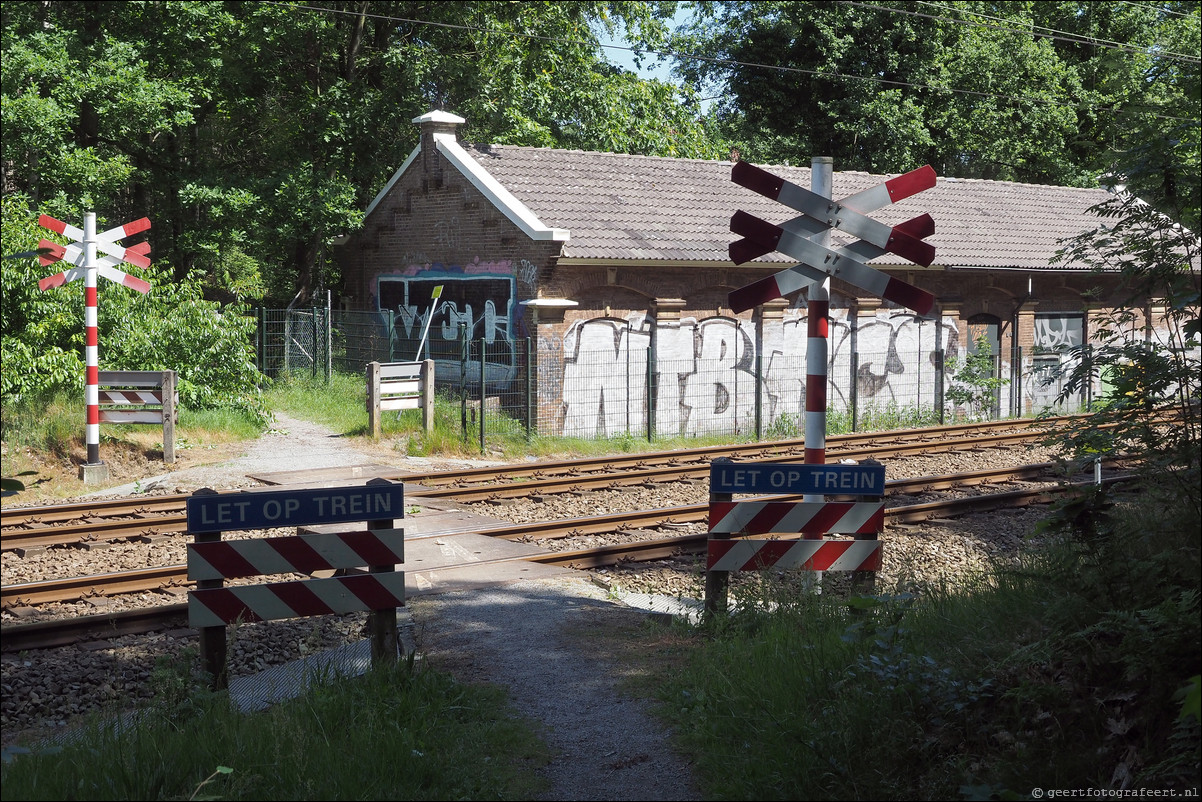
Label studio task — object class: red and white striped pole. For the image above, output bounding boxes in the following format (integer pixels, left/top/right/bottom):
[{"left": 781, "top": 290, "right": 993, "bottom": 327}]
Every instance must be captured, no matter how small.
[
  {"left": 82, "top": 212, "right": 102, "bottom": 467},
  {"left": 803, "top": 157, "right": 834, "bottom": 589},
  {"left": 804, "top": 157, "right": 833, "bottom": 493}
]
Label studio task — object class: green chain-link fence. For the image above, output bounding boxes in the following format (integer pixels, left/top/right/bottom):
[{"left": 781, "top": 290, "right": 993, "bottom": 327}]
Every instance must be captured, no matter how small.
[{"left": 253, "top": 307, "right": 1088, "bottom": 451}]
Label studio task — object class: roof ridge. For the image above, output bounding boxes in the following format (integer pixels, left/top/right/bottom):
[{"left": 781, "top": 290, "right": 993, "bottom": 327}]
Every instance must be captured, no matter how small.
[
  {"left": 466, "top": 142, "right": 746, "bottom": 168},
  {"left": 466, "top": 143, "right": 1109, "bottom": 190}
]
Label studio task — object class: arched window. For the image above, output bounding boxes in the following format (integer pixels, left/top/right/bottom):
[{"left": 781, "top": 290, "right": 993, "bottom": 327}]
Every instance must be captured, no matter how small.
[{"left": 966, "top": 314, "right": 1001, "bottom": 355}]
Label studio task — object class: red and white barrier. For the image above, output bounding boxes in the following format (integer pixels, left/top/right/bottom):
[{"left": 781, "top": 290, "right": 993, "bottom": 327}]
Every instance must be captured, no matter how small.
[
  {"left": 709, "top": 500, "right": 884, "bottom": 536},
  {"left": 189, "top": 573, "right": 408, "bottom": 628},
  {"left": 188, "top": 529, "right": 405, "bottom": 581},
  {"left": 707, "top": 538, "right": 882, "bottom": 572}
]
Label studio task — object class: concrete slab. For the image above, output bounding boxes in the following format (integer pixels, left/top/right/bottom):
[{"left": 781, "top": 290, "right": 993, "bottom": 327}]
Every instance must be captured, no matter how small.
[
  {"left": 406, "top": 560, "right": 574, "bottom": 596},
  {"left": 403, "top": 509, "right": 516, "bottom": 538},
  {"left": 79, "top": 462, "right": 111, "bottom": 484},
  {"left": 404, "top": 531, "right": 545, "bottom": 565},
  {"left": 298, "top": 508, "right": 515, "bottom": 539},
  {"left": 402, "top": 532, "right": 571, "bottom": 595},
  {"left": 247, "top": 464, "right": 400, "bottom": 486}
]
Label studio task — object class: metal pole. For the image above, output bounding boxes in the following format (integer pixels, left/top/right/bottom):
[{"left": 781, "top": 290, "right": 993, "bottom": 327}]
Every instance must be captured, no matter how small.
[
  {"left": 526, "top": 337, "right": 534, "bottom": 442},
  {"left": 805, "top": 158, "right": 833, "bottom": 490},
  {"left": 415, "top": 285, "right": 443, "bottom": 360},
  {"left": 83, "top": 212, "right": 101, "bottom": 468},
  {"left": 804, "top": 157, "right": 833, "bottom": 592},
  {"left": 478, "top": 338, "right": 486, "bottom": 454},
  {"left": 851, "top": 351, "right": 859, "bottom": 433},
  {"left": 459, "top": 322, "right": 468, "bottom": 443}
]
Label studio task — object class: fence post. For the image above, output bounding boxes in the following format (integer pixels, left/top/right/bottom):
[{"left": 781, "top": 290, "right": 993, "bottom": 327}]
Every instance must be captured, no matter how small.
[
  {"left": 936, "top": 348, "right": 946, "bottom": 425},
  {"left": 459, "top": 323, "right": 468, "bottom": 444},
  {"left": 367, "top": 361, "right": 381, "bottom": 439},
  {"left": 257, "top": 307, "right": 265, "bottom": 374},
  {"left": 754, "top": 345, "right": 763, "bottom": 440},
  {"left": 367, "top": 478, "right": 400, "bottom": 665},
  {"left": 852, "top": 459, "right": 883, "bottom": 597},
  {"left": 478, "top": 337, "right": 486, "bottom": 454},
  {"left": 161, "top": 370, "right": 177, "bottom": 464},
  {"left": 192, "top": 488, "right": 229, "bottom": 690},
  {"left": 1084, "top": 344, "right": 1092, "bottom": 411},
  {"left": 647, "top": 336, "right": 657, "bottom": 442},
  {"left": 420, "top": 358, "right": 435, "bottom": 434},
  {"left": 993, "top": 354, "right": 1003, "bottom": 419},
  {"left": 525, "top": 337, "right": 534, "bottom": 442},
  {"left": 311, "top": 307, "right": 319, "bottom": 378},
  {"left": 850, "top": 351, "right": 859, "bottom": 433}
]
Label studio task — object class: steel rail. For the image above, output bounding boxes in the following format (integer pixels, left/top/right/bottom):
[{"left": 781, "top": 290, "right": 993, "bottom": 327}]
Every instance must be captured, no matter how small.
[
  {"left": 2, "top": 416, "right": 1065, "bottom": 528},
  {"left": 2, "top": 436, "right": 1087, "bottom": 552},
  {"left": 0, "top": 474, "right": 1135, "bottom": 651},
  {"left": 1, "top": 470, "right": 1127, "bottom": 609}
]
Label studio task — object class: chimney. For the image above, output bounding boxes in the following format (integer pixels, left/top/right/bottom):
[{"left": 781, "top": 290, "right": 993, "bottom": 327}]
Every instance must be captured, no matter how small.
[{"left": 413, "top": 110, "right": 465, "bottom": 188}]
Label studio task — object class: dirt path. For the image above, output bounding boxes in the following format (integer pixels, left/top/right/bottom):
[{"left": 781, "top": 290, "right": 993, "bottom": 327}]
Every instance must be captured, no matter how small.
[{"left": 81, "top": 413, "right": 705, "bottom": 800}]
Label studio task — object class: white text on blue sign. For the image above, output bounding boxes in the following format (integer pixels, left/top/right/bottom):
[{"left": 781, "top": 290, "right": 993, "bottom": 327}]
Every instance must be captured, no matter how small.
[
  {"left": 710, "top": 462, "right": 885, "bottom": 496},
  {"left": 187, "top": 484, "right": 403, "bottom": 533}
]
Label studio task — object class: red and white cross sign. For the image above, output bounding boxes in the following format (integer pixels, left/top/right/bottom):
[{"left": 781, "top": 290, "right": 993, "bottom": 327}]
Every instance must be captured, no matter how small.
[
  {"left": 38, "top": 214, "right": 152, "bottom": 293},
  {"left": 728, "top": 162, "right": 938, "bottom": 316},
  {"left": 36, "top": 212, "right": 153, "bottom": 469}
]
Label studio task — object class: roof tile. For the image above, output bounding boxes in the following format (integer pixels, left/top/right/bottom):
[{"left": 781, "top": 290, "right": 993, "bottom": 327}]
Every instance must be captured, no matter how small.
[{"left": 462, "top": 143, "right": 1115, "bottom": 271}]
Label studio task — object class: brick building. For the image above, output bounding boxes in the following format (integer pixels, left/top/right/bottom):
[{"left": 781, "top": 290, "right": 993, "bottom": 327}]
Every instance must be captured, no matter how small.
[{"left": 333, "top": 110, "right": 1181, "bottom": 437}]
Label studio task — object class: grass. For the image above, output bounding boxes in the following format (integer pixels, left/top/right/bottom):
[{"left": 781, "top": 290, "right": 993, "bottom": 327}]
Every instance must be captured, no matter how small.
[
  {"left": 641, "top": 490, "right": 1201, "bottom": 799},
  {"left": 3, "top": 375, "right": 1198, "bottom": 798},
  {"left": 2, "top": 655, "right": 551, "bottom": 800}
]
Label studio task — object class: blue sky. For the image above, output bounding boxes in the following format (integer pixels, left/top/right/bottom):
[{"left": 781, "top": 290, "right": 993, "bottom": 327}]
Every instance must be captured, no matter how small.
[{"left": 593, "top": 6, "right": 691, "bottom": 84}]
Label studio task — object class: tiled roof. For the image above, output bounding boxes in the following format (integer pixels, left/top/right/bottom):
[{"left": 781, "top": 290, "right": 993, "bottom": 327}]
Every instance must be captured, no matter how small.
[{"left": 461, "top": 143, "right": 1116, "bottom": 271}]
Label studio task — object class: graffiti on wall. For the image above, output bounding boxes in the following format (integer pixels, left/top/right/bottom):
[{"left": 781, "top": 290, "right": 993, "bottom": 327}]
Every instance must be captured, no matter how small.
[
  {"left": 1025, "top": 313, "right": 1085, "bottom": 411},
  {"left": 558, "top": 315, "right": 757, "bottom": 437},
  {"left": 375, "top": 259, "right": 525, "bottom": 384},
  {"left": 552, "top": 309, "right": 961, "bottom": 438}
]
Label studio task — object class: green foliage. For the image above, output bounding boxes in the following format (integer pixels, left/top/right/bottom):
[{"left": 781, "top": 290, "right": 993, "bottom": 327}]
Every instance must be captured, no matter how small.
[
  {"left": 1, "top": 194, "right": 268, "bottom": 421},
  {"left": 1045, "top": 184, "right": 1201, "bottom": 518},
  {"left": 654, "top": 525, "right": 1200, "bottom": 798},
  {"left": 1, "top": 1, "right": 725, "bottom": 308},
  {"left": 673, "top": 1, "right": 1199, "bottom": 187},
  {"left": 0, "top": 660, "right": 549, "bottom": 800},
  {"left": 827, "top": 401, "right": 943, "bottom": 433},
  {"left": 947, "top": 335, "right": 1008, "bottom": 421}
]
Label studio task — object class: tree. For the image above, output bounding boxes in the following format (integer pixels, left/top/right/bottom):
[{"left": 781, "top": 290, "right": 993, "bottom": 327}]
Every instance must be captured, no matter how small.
[
  {"left": 2, "top": 1, "right": 723, "bottom": 307},
  {"left": 946, "top": 334, "right": 1008, "bottom": 420},
  {"left": 1047, "top": 187, "right": 1200, "bottom": 513},
  {"left": 671, "top": 1, "right": 1199, "bottom": 189}
]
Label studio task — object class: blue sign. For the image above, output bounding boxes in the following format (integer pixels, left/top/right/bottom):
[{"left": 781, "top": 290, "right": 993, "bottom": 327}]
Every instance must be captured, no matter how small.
[
  {"left": 710, "top": 462, "right": 885, "bottom": 496},
  {"left": 187, "top": 483, "right": 404, "bottom": 533}
]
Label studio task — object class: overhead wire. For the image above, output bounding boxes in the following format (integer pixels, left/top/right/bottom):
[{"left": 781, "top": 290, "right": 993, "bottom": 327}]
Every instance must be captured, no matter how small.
[
  {"left": 891, "top": 0, "right": 1201, "bottom": 64},
  {"left": 264, "top": 1, "right": 1199, "bottom": 123}
]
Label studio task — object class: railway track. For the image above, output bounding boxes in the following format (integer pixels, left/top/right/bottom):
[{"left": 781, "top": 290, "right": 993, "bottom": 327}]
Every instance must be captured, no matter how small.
[
  {"left": 2, "top": 416, "right": 1073, "bottom": 552},
  {"left": 1, "top": 465, "right": 1134, "bottom": 651}
]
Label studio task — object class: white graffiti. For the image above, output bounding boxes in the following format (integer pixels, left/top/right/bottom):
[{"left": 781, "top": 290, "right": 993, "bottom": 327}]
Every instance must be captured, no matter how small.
[
  {"left": 515, "top": 259, "right": 540, "bottom": 292},
  {"left": 433, "top": 218, "right": 461, "bottom": 250},
  {"left": 1034, "top": 315, "right": 1082, "bottom": 350},
  {"left": 559, "top": 316, "right": 757, "bottom": 438},
  {"left": 556, "top": 310, "right": 965, "bottom": 437}
]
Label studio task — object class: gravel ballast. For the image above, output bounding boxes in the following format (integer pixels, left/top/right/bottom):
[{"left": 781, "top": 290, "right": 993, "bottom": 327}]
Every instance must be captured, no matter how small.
[{"left": 2, "top": 414, "right": 1065, "bottom": 800}]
